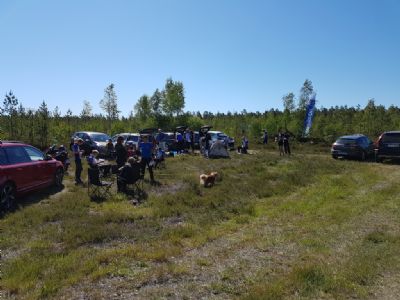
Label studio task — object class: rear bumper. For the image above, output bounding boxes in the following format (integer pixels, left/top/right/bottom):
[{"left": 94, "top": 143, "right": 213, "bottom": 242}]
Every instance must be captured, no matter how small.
[
  {"left": 375, "top": 149, "right": 400, "bottom": 159},
  {"left": 331, "top": 149, "right": 362, "bottom": 158}
]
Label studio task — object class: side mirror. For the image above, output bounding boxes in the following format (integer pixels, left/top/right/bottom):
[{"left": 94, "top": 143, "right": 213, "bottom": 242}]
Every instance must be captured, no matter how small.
[{"left": 45, "top": 154, "right": 53, "bottom": 161}]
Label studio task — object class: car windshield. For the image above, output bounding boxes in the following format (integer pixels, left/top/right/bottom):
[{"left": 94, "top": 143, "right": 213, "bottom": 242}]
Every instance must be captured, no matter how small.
[
  {"left": 127, "top": 136, "right": 139, "bottom": 142},
  {"left": 336, "top": 138, "right": 357, "bottom": 144},
  {"left": 218, "top": 133, "right": 228, "bottom": 139},
  {"left": 90, "top": 133, "right": 110, "bottom": 142},
  {"left": 382, "top": 133, "right": 400, "bottom": 143},
  {"left": 164, "top": 134, "right": 175, "bottom": 141}
]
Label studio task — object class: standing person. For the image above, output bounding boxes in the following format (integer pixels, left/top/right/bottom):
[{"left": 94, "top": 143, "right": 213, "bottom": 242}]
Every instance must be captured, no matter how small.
[
  {"left": 190, "top": 129, "right": 195, "bottom": 153},
  {"left": 73, "top": 138, "right": 84, "bottom": 184},
  {"left": 156, "top": 128, "right": 166, "bottom": 150},
  {"left": 115, "top": 136, "right": 127, "bottom": 168},
  {"left": 204, "top": 131, "right": 212, "bottom": 157},
  {"left": 139, "top": 135, "right": 155, "bottom": 184},
  {"left": 277, "top": 132, "right": 285, "bottom": 156},
  {"left": 237, "top": 135, "right": 249, "bottom": 154},
  {"left": 106, "top": 139, "right": 114, "bottom": 159},
  {"left": 176, "top": 131, "right": 184, "bottom": 153},
  {"left": 154, "top": 147, "right": 165, "bottom": 168},
  {"left": 263, "top": 130, "right": 268, "bottom": 145},
  {"left": 184, "top": 128, "right": 191, "bottom": 153},
  {"left": 283, "top": 132, "right": 291, "bottom": 155}
]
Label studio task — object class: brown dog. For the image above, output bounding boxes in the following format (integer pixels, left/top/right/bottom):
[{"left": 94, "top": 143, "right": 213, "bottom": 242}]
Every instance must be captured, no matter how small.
[{"left": 200, "top": 172, "right": 218, "bottom": 187}]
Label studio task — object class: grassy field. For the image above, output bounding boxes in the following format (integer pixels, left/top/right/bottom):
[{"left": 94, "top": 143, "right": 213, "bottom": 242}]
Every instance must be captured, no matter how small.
[{"left": 1, "top": 144, "right": 400, "bottom": 299}]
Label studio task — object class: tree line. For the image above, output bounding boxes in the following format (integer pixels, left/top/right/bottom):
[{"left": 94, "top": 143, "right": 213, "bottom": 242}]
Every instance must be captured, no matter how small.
[{"left": 1, "top": 78, "right": 399, "bottom": 149}]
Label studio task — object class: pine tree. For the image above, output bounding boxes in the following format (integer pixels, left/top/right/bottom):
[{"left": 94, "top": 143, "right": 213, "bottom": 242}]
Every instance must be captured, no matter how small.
[{"left": 1, "top": 90, "right": 19, "bottom": 139}]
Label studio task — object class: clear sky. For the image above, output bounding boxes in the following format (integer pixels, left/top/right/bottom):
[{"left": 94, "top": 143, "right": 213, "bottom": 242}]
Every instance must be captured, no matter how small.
[{"left": 1, "top": 0, "right": 399, "bottom": 116}]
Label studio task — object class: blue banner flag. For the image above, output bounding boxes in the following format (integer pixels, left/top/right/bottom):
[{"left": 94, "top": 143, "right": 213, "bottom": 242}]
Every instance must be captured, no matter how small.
[{"left": 303, "top": 95, "right": 316, "bottom": 137}]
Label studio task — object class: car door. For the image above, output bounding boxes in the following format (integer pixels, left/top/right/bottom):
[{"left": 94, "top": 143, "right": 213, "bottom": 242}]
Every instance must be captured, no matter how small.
[
  {"left": 0, "top": 148, "right": 8, "bottom": 187},
  {"left": 24, "top": 146, "right": 54, "bottom": 186},
  {"left": 3, "top": 146, "right": 37, "bottom": 193}
]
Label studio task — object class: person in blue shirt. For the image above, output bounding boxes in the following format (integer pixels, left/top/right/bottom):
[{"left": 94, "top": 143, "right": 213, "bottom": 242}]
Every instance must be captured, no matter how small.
[
  {"left": 87, "top": 150, "right": 99, "bottom": 168},
  {"left": 156, "top": 128, "right": 166, "bottom": 150},
  {"left": 176, "top": 131, "right": 184, "bottom": 153},
  {"left": 139, "top": 135, "right": 155, "bottom": 184}
]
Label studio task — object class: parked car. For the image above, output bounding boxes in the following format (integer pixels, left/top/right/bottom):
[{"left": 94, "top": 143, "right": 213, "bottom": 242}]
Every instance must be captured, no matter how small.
[
  {"left": 208, "top": 131, "right": 235, "bottom": 150},
  {"left": 159, "top": 132, "right": 177, "bottom": 151},
  {"left": 331, "top": 134, "right": 374, "bottom": 160},
  {"left": 0, "top": 141, "right": 64, "bottom": 211},
  {"left": 111, "top": 133, "right": 140, "bottom": 148},
  {"left": 139, "top": 128, "right": 157, "bottom": 143},
  {"left": 70, "top": 131, "right": 111, "bottom": 156},
  {"left": 374, "top": 131, "right": 400, "bottom": 162}
]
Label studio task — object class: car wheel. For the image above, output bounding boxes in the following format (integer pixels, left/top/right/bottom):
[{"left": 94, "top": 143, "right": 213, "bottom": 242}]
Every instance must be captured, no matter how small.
[
  {"left": 54, "top": 168, "right": 64, "bottom": 187},
  {"left": 0, "top": 183, "right": 16, "bottom": 211},
  {"left": 375, "top": 155, "right": 383, "bottom": 163},
  {"left": 332, "top": 155, "right": 338, "bottom": 159}
]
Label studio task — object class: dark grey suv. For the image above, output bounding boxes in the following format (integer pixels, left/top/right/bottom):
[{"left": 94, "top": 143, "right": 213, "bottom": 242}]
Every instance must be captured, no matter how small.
[
  {"left": 375, "top": 131, "right": 400, "bottom": 162},
  {"left": 331, "top": 134, "right": 374, "bottom": 160}
]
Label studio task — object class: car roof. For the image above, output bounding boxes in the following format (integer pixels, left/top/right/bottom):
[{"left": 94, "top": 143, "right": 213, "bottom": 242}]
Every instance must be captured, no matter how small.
[
  {"left": 115, "top": 133, "right": 140, "bottom": 136},
  {"left": 338, "top": 134, "right": 365, "bottom": 139},
  {"left": 382, "top": 131, "right": 400, "bottom": 134},
  {"left": 208, "top": 131, "right": 223, "bottom": 134},
  {"left": 0, "top": 141, "right": 27, "bottom": 147},
  {"left": 74, "top": 131, "right": 108, "bottom": 135}
]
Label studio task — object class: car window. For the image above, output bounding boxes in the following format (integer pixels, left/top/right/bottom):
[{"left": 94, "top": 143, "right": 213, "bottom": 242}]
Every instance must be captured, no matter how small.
[
  {"left": 382, "top": 133, "right": 400, "bottom": 143},
  {"left": 128, "top": 136, "right": 139, "bottom": 142},
  {"left": 24, "top": 146, "right": 44, "bottom": 161},
  {"left": 90, "top": 133, "right": 110, "bottom": 142},
  {"left": 337, "top": 138, "right": 357, "bottom": 145},
  {"left": 0, "top": 148, "right": 8, "bottom": 165},
  {"left": 4, "top": 146, "right": 31, "bottom": 164}
]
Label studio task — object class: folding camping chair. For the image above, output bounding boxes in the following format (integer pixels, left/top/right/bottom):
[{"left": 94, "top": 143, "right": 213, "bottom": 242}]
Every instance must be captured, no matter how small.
[
  {"left": 87, "top": 167, "right": 113, "bottom": 200},
  {"left": 117, "top": 162, "right": 144, "bottom": 199}
]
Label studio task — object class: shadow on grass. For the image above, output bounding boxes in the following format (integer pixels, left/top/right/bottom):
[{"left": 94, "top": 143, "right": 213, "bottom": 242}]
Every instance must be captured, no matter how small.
[
  {"left": 380, "top": 158, "right": 400, "bottom": 165},
  {"left": 1, "top": 184, "right": 66, "bottom": 218}
]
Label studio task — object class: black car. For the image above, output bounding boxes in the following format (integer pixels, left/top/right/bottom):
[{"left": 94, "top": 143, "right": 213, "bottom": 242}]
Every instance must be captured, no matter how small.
[
  {"left": 331, "top": 134, "right": 374, "bottom": 160},
  {"left": 70, "top": 131, "right": 111, "bottom": 156},
  {"left": 375, "top": 131, "right": 400, "bottom": 162}
]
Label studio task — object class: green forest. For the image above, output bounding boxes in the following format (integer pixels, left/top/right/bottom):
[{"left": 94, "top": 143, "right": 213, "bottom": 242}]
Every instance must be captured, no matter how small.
[{"left": 1, "top": 78, "right": 399, "bottom": 149}]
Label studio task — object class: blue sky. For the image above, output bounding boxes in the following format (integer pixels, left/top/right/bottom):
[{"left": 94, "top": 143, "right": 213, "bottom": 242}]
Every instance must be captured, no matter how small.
[{"left": 1, "top": 0, "right": 399, "bottom": 116}]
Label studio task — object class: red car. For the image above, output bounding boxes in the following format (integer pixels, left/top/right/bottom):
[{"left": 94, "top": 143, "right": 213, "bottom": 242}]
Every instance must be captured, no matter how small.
[{"left": 0, "top": 141, "right": 64, "bottom": 211}]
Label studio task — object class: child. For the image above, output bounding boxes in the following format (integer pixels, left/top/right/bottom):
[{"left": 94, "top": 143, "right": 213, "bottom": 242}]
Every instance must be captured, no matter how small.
[
  {"left": 154, "top": 147, "right": 165, "bottom": 169},
  {"left": 127, "top": 144, "right": 134, "bottom": 158}
]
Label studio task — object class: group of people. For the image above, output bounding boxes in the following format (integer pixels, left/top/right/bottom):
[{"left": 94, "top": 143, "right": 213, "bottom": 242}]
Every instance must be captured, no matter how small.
[
  {"left": 72, "top": 133, "right": 167, "bottom": 192},
  {"left": 159, "top": 128, "right": 196, "bottom": 154},
  {"left": 276, "top": 131, "right": 291, "bottom": 156}
]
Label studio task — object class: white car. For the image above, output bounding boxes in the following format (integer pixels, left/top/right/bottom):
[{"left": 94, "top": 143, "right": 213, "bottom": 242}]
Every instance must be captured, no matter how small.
[{"left": 112, "top": 133, "right": 140, "bottom": 148}]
